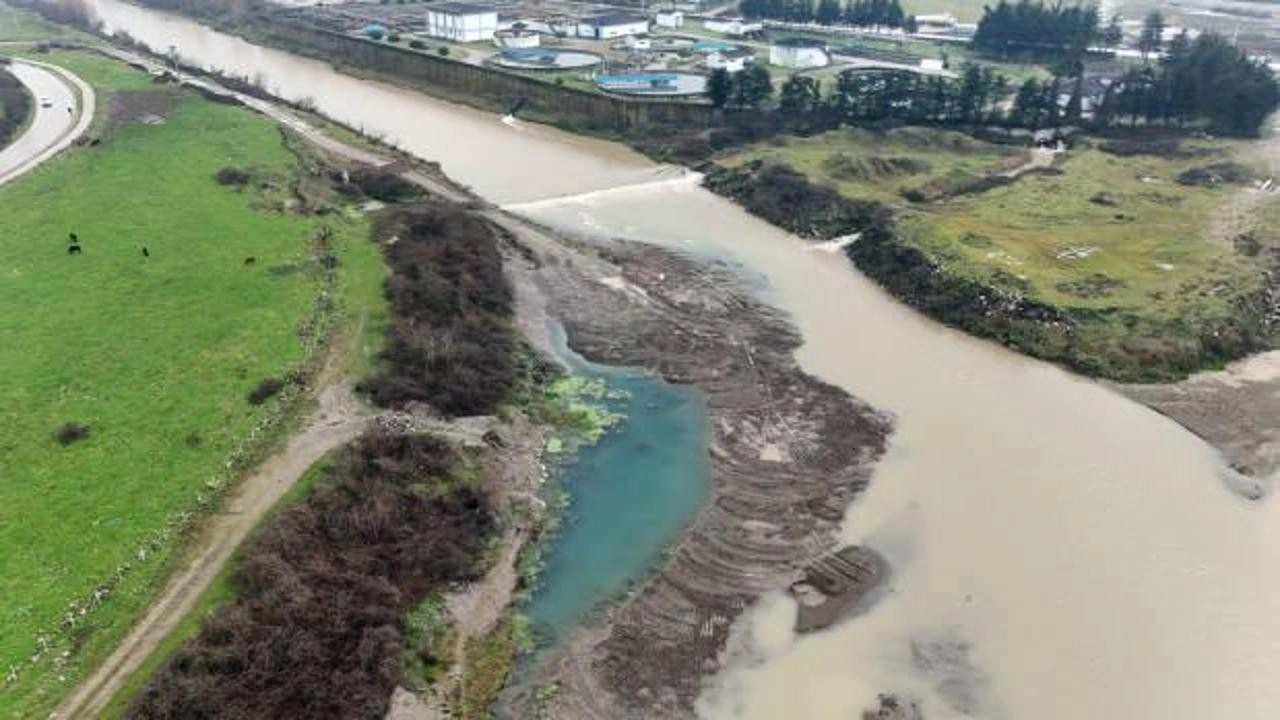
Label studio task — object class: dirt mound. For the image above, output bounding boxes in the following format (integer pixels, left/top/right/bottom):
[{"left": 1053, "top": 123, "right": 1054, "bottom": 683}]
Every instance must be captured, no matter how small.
[
  {"left": 824, "top": 153, "right": 930, "bottom": 181},
  {"left": 1176, "top": 161, "right": 1255, "bottom": 187},
  {"left": 887, "top": 127, "right": 986, "bottom": 153},
  {"left": 107, "top": 90, "right": 175, "bottom": 129}
]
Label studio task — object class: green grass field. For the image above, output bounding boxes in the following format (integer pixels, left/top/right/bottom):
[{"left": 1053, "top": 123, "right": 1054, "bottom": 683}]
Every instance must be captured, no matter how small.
[
  {"left": 0, "top": 49, "right": 385, "bottom": 717},
  {"left": 906, "top": 141, "right": 1264, "bottom": 314},
  {"left": 0, "top": 3, "right": 86, "bottom": 41}
]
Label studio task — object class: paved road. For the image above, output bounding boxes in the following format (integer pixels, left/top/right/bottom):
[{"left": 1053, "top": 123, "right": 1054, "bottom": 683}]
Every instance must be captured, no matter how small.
[{"left": 0, "top": 59, "right": 92, "bottom": 188}]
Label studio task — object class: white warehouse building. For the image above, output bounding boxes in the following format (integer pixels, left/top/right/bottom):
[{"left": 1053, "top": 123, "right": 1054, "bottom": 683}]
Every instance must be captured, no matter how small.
[
  {"left": 655, "top": 10, "right": 684, "bottom": 28},
  {"left": 769, "top": 38, "right": 829, "bottom": 69},
  {"left": 425, "top": 2, "right": 498, "bottom": 43},
  {"left": 577, "top": 13, "right": 651, "bottom": 39}
]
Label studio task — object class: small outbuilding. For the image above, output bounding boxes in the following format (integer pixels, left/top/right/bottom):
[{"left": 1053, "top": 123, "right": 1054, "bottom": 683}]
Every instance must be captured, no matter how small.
[
  {"left": 494, "top": 27, "right": 540, "bottom": 48},
  {"left": 577, "top": 13, "right": 651, "bottom": 40},
  {"left": 425, "top": 2, "right": 499, "bottom": 43},
  {"left": 624, "top": 34, "right": 653, "bottom": 51},
  {"left": 914, "top": 13, "right": 957, "bottom": 32},
  {"left": 705, "top": 47, "right": 754, "bottom": 73},
  {"left": 655, "top": 10, "right": 684, "bottom": 28},
  {"left": 704, "top": 18, "right": 764, "bottom": 37},
  {"left": 769, "top": 38, "right": 829, "bottom": 69}
]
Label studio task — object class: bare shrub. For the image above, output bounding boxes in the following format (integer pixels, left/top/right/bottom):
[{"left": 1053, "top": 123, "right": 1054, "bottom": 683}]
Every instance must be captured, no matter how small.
[
  {"left": 214, "top": 167, "right": 251, "bottom": 186},
  {"left": 55, "top": 422, "right": 90, "bottom": 446},
  {"left": 247, "top": 377, "right": 286, "bottom": 405},
  {"left": 362, "top": 204, "right": 517, "bottom": 416},
  {"left": 126, "top": 433, "right": 493, "bottom": 719}
]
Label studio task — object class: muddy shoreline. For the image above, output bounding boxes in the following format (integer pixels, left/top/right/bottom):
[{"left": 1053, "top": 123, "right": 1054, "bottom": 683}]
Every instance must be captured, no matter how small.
[
  {"left": 494, "top": 221, "right": 892, "bottom": 718},
  {"left": 1118, "top": 350, "right": 1280, "bottom": 496}
]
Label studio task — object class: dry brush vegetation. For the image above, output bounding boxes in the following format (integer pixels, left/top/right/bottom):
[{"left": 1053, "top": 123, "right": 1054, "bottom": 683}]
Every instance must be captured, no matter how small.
[
  {"left": 126, "top": 433, "right": 495, "bottom": 719},
  {"left": 362, "top": 203, "right": 517, "bottom": 417},
  {"left": 128, "top": 197, "right": 521, "bottom": 717}
]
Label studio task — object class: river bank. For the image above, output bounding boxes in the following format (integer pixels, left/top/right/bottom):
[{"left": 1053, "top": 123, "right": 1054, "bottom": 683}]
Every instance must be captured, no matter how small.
[{"left": 700, "top": 149, "right": 1280, "bottom": 384}]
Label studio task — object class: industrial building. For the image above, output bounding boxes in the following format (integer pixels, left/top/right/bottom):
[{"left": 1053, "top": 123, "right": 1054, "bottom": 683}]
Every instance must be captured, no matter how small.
[
  {"left": 703, "top": 18, "right": 764, "bottom": 37},
  {"left": 577, "top": 13, "right": 651, "bottom": 39},
  {"left": 425, "top": 2, "right": 499, "bottom": 42},
  {"left": 655, "top": 10, "right": 684, "bottom": 28},
  {"left": 769, "top": 38, "right": 829, "bottom": 68}
]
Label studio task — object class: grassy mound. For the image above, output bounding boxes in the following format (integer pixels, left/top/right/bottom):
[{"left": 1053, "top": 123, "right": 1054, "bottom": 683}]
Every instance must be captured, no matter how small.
[{"left": 712, "top": 126, "right": 1280, "bottom": 381}]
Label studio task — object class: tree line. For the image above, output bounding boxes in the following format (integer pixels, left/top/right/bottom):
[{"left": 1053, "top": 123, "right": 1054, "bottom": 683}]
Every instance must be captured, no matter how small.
[
  {"left": 972, "top": 0, "right": 1101, "bottom": 58},
  {"left": 1101, "top": 31, "right": 1280, "bottom": 136},
  {"left": 708, "top": 29, "right": 1279, "bottom": 137},
  {"left": 825, "top": 65, "right": 1014, "bottom": 125},
  {"left": 740, "top": 0, "right": 917, "bottom": 31},
  {"left": 707, "top": 65, "right": 775, "bottom": 109}
]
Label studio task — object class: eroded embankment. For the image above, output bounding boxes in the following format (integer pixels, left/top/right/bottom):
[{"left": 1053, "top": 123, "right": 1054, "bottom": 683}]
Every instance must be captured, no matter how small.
[{"left": 497, "top": 222, "right": 892, "bottom": 718}]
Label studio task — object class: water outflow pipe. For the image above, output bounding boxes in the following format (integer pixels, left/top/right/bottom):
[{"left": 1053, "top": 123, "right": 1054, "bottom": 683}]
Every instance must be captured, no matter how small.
[{"left": 504, "top": 96, "right": 529, "bottom": 120}]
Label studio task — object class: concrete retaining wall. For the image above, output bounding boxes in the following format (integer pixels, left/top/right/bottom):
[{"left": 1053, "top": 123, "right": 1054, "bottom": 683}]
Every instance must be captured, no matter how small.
[{"left": 264, "top": 22, "right": 715, "bottom": 131}]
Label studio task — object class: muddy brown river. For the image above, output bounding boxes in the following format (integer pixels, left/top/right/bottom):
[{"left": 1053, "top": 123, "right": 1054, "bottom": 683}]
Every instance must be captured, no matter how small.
[{"left": 82, "top": 1, "right": 1280, "bottom": 716}]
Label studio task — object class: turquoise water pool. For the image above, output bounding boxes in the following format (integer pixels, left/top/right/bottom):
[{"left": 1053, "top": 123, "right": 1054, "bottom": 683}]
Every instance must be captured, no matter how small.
[{"left": 524, "top": 324, "right": 711, "bottom": 640}]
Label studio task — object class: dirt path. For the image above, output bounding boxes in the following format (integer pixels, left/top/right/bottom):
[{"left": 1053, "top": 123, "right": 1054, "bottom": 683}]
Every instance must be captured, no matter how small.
[
  {"left": 999, "top": 143, "right": 1061, "bottom": 179},
  {"left": 1207, "top": 120, "right": 1280, "bottom": 247},
  {"left": 386, "top": 527, "right": 529, "bottom": 720},
  {"left": 54, "top": 385, "right": 371, "bottom": 719}
]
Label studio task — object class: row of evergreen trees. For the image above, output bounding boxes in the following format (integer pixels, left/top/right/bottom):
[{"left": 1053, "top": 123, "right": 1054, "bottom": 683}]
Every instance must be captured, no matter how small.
[
  {"left": 709, "top": 30, "right": 1278, "bottom": 137},
  {"left": 739, "top": 0, "right": 917, "bottom": 30},
  {"left": 1103, "top": 32, "right": 1280, "bottom": 136},
  {"left": 972, "top": 0, "right": 1100, "bottom": 57},
  {"left": 823, "top": 65, "right": 1017, "bottom": 125},
  {"left": 707, "top": 65, "right": 775, "bottom": 108}
]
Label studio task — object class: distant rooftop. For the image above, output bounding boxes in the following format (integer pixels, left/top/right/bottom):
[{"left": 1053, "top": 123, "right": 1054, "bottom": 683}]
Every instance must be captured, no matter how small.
[
  {"left": 773, "top": 37, "right": 826, "bottom": 48},
  {"left": 427, "top": 2, "right": 497, "bottom": 16},
  {"left": 584, "top": 12, "right": 650, "bottom": 27}
]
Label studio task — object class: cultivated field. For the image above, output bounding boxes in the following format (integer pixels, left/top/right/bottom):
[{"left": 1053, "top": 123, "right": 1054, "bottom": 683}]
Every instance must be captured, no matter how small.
[{"left": 0, "top": 49, "right": 385, "bottom": 717}]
